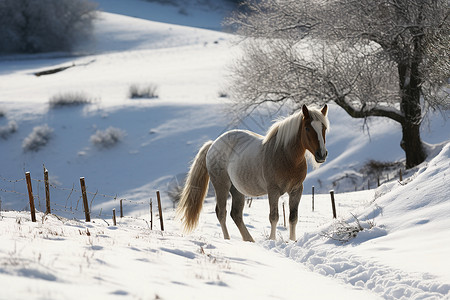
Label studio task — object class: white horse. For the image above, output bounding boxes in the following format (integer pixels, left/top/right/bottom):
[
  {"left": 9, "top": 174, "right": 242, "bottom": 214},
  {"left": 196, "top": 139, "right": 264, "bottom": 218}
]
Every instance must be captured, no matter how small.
[{"left": 177, "top": 104, "right": 329, "bottom": 241}]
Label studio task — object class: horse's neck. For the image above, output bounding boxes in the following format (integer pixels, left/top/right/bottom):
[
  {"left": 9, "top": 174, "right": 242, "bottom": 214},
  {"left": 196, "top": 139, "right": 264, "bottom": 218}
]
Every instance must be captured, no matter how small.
[
  {"left": 267, "top": 134, "right": 306, "bottom": 167},
  {"left": 289, "top": 135, "right": 307, "bottom": 166}
]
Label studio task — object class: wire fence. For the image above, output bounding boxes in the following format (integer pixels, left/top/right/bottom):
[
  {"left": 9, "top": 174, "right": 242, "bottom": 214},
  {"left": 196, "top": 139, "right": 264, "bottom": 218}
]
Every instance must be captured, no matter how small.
[
  {"left": 0, "top": 170, "right": 163, "bottom": 229},
  {"left": 1, "top": 163, "right": 407, "bottom": 230}
]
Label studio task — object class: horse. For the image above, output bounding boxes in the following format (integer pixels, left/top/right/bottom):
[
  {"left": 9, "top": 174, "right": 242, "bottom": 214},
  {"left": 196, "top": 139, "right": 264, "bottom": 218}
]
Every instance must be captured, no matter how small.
[{"left": 176, "top": 104, "right": 329, "bottom": 242}]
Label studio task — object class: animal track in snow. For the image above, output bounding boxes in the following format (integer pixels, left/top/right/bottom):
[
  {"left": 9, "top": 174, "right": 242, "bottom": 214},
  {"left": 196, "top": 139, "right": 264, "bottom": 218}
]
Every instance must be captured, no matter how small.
[{"left": 263, "top": 236, "right": 450, "bottom": 299}]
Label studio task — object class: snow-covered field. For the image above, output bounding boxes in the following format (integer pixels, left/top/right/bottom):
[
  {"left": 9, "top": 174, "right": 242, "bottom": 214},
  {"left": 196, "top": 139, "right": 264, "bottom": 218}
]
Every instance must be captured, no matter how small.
[
  {"left": 1, "top": 1, "right": 449, "bottom": 299},
  {"left": 0, "top": 143, "right": 449, "bottom": 299}
]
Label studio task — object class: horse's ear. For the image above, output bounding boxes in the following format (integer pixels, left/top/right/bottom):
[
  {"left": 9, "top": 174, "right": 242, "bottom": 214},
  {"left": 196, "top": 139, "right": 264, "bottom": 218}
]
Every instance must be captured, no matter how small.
[
  {"left": 302, "top": 104, "right": 310, "bottom": 119},
  {"left": 321, "top": 104, "right": 328, "bottom": 117}
]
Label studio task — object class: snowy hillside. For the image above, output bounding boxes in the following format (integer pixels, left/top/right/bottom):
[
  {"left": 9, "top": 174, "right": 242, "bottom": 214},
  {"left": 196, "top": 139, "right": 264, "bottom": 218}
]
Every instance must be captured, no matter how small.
[
  {"left": 1, "top": 0, "right": 449, "bottom": 299},
  {"left": 0, "top": 1, "right": 448, "bottom": 213},
  {"left": 0, "top": 10, "right": 232, "bottom": 214},
  {"left": 93, "top": 0, "right": 237, "bottom": 31}
]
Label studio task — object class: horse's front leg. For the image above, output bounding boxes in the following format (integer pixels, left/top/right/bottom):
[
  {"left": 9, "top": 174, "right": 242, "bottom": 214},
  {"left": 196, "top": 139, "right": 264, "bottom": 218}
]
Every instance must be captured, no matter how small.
[
  {"left": 288, "top": 185, "right": 303, "bottom": 241},
  {"left": 268, "top": 189, "right": 281, "bottom": 240}
]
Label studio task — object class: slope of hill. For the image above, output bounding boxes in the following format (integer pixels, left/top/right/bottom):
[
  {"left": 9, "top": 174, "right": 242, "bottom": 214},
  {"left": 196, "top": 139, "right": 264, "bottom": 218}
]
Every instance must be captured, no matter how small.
[
  {"left": 1, "top": 2, "right": 447, "bottom": 212},
  {"left": 0, "top": 11, "right": 232, "bottom": 213},
  {"left": 94, "top": 0, "right": 236, "bottom": 31}
]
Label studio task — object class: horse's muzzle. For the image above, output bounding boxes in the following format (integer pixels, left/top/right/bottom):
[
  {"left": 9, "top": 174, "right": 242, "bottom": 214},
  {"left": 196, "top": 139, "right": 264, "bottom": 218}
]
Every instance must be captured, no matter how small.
[{"left": 315, "top": 150, "right": 328, "bottom": 163}]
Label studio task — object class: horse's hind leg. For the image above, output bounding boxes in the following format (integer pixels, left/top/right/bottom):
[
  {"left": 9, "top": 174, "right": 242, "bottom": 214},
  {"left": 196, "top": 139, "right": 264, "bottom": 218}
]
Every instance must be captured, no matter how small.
[
  {"left": 210, "top": 176, "right": 231, "bottom": 240},
  {"left": 230, "top": 185, "right": 254, "bottom": 242}
]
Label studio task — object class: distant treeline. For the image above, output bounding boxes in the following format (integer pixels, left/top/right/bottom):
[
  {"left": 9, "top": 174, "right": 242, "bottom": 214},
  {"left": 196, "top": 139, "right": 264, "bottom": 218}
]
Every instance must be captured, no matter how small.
[{"left": 0, "top": 0, "right": 97, "bottom": 54}]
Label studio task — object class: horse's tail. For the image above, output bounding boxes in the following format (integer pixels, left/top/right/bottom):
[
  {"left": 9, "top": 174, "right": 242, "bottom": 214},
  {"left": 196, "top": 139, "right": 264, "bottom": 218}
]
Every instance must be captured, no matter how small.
[{"left": 176, "top": 140, "right": 213, "bottom": 233}]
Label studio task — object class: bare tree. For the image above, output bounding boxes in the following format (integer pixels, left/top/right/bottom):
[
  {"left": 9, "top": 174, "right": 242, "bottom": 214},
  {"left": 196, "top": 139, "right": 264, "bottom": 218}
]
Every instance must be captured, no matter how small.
[
  {"left": 0, "top": 0, "right": 97, "bottom": 53},
  {"left": 228, "top": 0, "right": 449, "bottom": 168}
]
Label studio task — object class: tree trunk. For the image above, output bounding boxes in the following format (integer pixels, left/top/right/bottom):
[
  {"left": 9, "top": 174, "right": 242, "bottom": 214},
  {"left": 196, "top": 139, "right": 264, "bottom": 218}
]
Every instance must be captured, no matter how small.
[
  {"left": 398, "top": 59, "right": 427, "bottom": 169},
  {"left": 400, "top": 120, "right": 426, "bottom": 169}
]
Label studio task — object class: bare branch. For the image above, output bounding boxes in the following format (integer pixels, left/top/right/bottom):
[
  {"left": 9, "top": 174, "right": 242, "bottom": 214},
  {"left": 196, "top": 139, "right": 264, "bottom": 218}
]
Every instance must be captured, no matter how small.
[{"left": 228, "top": 0, "right": 448, "bottom": 167}]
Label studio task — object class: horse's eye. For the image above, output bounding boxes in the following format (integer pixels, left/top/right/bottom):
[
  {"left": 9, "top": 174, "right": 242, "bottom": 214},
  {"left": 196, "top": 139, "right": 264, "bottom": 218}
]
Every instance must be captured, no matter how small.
[{"left": 306, "top": 127, "right": 310, "bottom": 132}]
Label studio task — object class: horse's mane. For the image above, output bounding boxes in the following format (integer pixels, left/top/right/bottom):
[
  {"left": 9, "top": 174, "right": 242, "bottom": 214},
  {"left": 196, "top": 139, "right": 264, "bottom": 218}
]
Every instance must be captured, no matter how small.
[{"left": 262, "top": 107, "right": 329, "bottom": 150}]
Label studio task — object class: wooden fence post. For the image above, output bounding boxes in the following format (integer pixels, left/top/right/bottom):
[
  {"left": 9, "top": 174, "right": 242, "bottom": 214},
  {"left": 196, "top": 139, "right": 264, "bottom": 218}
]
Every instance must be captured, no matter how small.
[
  {"left": 156, "top": 191, "right": 164, "bottom": 231},
  {"left": 25, "top": 172, "right": 36, "bottom": 222},
  {"left": 399, "top": 169, "right": 403, "bottom": 181},
  {"left": 312, "top": 186, "right": 315, "bottom": 212},
  {"left": 282, "top": 202, "right": 286, "bottom": 228},
  {"left": 330, "top": 190, "right": 337, "bottom": 219},
  {"left": 44, "top": 168, "right": 51, "bottom": 214},
  {"left": 377, "top": 176, "right": 380, "bottom": 187},
  {"left": 120, "top": 199, "right": 123, "bottom": 218},
  {"left": 149, "top": 198, "right": 153, "bottom": 230},
  {"left": 112, "top": 208, "right": 117, "bottom": 226},
  {"left": 80, "top": 177, "right": 90, "bottom": 222}
]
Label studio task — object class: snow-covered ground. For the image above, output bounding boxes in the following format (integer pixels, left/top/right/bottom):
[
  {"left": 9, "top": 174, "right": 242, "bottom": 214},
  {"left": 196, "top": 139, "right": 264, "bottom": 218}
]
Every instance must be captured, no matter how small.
[
  {"left": 1, "top": 0, "right": 449, "bottom": 299},
  {"left": 1, "top": 143, "right": 449, "bottom": 299}
]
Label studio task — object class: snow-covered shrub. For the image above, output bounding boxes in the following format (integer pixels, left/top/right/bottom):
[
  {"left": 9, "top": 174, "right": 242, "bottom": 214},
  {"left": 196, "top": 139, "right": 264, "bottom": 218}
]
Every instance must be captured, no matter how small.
[
  {"left": 22, "top": 124, "right": 53, "bottom": 152},
  {"left": 361, "top": 160, "right": 403, "bottom": 177},
  {"left": 168, "top": 183, "right": 183, "bottom": 208},
  {"left": 0, "top": 0, "right": 97, "bottom": 53},
  {"left": 129, "top": 83, "right": 159, "bottom": 99},
  {"left": 49, "top": 92, "right": 92, "bottom": 108},
  {"left": 90, "top": 127, "right": 126, "bottom": 149},
  {"left": 167, "top": 173, "right": 186, "bottom": 208},
  {"left": 0, "top": 120, "right": 18, "bottom": 139},
  {"left": 321, "top": 214, "right": 375, "bottom": 243}
]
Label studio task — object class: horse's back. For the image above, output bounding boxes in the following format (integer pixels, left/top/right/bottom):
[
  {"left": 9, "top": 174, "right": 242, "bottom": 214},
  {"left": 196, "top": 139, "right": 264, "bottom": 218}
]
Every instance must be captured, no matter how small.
[
  {"left": 208, "top": 129, "right": 262, "bottom": 158},
  {"left": 206, "top": 130, "right": 266, "bottom": 197}
]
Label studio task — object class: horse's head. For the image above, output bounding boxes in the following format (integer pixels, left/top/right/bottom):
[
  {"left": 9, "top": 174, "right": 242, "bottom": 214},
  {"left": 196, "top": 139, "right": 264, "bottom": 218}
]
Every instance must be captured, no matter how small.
[{"left": 301, "top": 104, "right": 329, "bottom": 164}]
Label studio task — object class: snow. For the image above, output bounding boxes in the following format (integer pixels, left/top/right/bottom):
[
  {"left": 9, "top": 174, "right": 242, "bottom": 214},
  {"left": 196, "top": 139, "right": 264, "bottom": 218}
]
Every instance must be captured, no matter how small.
[
  {"left": 0, "top": 211, "right": 378, "bottom": 300},
  {"left": 1, "top": 0, "right": 450, "bottom": 299},
  {"left": 263, "top": 142, "right": 450, "bottom": 297},
  {"left": 1, "top": 144, "right": 449, "bottom": 299},
  {"left": 0, "top": 10, "right": 232, "bottom": 211},
  {"left": 93, "top": 0, "right": 234, "bottom": 31}
]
